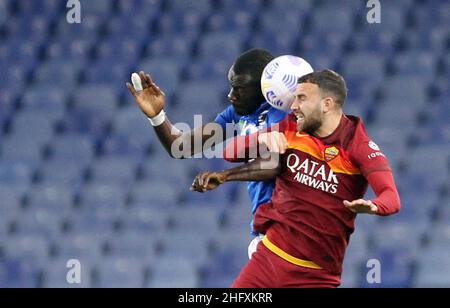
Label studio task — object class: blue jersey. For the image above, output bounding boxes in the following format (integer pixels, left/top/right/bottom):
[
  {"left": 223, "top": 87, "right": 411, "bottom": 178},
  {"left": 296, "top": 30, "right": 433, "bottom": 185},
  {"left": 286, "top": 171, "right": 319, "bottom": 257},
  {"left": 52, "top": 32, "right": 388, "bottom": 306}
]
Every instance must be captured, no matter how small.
[{"left": 215, "top": 102, "right": 287, "bottom": 232}]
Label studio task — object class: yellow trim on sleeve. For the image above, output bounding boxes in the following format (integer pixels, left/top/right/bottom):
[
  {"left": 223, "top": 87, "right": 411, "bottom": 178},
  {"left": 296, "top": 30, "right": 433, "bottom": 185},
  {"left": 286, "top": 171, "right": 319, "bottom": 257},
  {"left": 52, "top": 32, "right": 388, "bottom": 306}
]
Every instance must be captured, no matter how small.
[{"left": 262, "top": 236, "right": 322, "bottom": 270}]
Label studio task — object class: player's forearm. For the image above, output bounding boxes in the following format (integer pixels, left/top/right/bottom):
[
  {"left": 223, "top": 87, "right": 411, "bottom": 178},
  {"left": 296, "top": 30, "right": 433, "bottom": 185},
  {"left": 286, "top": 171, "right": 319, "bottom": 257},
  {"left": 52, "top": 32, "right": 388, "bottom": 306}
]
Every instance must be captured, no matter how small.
[
  {"left": 222, "top": 157, "right": 281, "bottom": 182},
  {"left": 367, "top": 171, "right": 401, "bottom": 216},
  {"left": 152, "top": 117, "right": 184, "bottom": 158},
  {"left": 153, "top": 118, "right": 223, "bottom": 158},
  {"left": 223, "top": 133, "right": 260, "bottom": 162}
]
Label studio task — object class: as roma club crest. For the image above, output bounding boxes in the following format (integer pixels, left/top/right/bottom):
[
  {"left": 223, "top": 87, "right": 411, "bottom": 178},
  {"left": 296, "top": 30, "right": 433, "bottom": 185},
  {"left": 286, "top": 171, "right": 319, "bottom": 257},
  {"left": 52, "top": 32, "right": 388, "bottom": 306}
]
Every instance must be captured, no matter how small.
[{"left": 324, "top": 146, "right": 339, "bottom": 162}]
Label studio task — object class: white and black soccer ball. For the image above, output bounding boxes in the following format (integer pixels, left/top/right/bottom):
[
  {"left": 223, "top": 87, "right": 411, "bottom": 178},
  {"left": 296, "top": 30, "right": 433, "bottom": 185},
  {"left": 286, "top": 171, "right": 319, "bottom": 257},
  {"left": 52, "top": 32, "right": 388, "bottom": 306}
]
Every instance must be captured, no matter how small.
[{"left": 261, "top": 55, "right": 314, "bottom": 111}]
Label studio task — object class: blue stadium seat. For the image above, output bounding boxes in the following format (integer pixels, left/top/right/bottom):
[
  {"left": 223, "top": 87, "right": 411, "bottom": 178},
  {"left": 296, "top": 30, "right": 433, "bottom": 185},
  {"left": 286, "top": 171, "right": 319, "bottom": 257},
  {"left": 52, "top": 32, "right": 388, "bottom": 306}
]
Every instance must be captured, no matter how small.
[
  {"left": 0, "top": 256, "right": 45, "bottom": 288},
  {"left": 4, "top": 235, "right": 49, "bottom": 261},
  {"left": 117, "top": 0, "right": 161, "bottom": 17},
  {"left": 38, "top": 158, "right": 87, "bottom": 188},
  {"left": 101, "top": 135, "right": 144, "bottom": 160},
  {"left": 85, "top": 62, "right": 132, "bottom": 90},
  {"left": 171, "top": 81, "right": 226, "bottom": 124},
  {"left": 166, "top": 0, "right": 212, "bottom": 14},
  {"left": 73, "top": 84, "right": 119, "bottom": 112},
  {"left": 250, "top": 31, "right": 298, "bottom": 57},
  {"left": 106, "top": 14, "right": 156, "bottom": 44},
  {"left": 258, "top": 10, "right": 305, "bottom": 40},
  {"left": 42, "top": 258, "right": 92, "bottom": 288},
  {"left": 45, "top": 39, "right": 92, "bottom": 64},
  {"left": 351, "top": 30, "right": 397, "bottom": 54},
  {"left": 5, "top": 15, "right": 49, "bottom": 41},
  {"left": 0, "top": 184, "right": 23, "bottom": 218},
  {"left": 381, "top": 75, "right": 428, "bottom": 107},
  {"left": 371, "top": 221, "right": 426, "bottom": 255},
  {"left": 107, "top": 230, "right": 159, "bottom": 259},
  {"left": 1, "top": 135, "right": 45, "bottom": 163},
  {"left": 79, "top": 0, "right": 114, "bottom": 18},
  {"left": 373, "top": 100, "right": 419, "bottom": 129},
  {"left": 54, "top": 16, "right": 100, "bottom": 43},
  {"left": 197, "top": 32, "right": 243, "bottom": 64},
  {"left": 111, "top": 105, "right": 155, "bottom": 148},
  {"left": 310, "top": 7, "right": 355, "bottom": 36},
  {"left": 48, "top": 134, "right": 94, "bottom": 165},
  {"left": 138, "top": 58, "right": 181, "bottom": 95},
  {"left": 79, "top": 183, "right": 128, "bottom": 207},
  {"left": 148, "top": 257, "right": 199, "bottom": 288},
  {"left": 0, "top": 161, "right": 32, "bottom": 186},
  {"left": 34, "top": 60, "right": 82, "bottom": 90},
  {"left": 268, "top": 0, "right": 312, "bottom": 11},
  {"left": 96, "top": 38, "right": 142, "bottom": 64},
  {"left": 14, "top": 208, "right": 63, "bottom": 238},
  {"left": 96, "top": 257, "right": 146, "bottom": 288},
  {"left": 143, "top": 35, "right": 195, "bottom": 63},
  {"left": 183, "top": 58, "right": 229, "bottom": 82},
  {"left": 156, "top": 12, "right": 202, "bottom": 39},
  {"left": 0, "top": 38, "right": 42, "bottom": 70},
  {"left": 129, "top": 179, "right": 181, "bottom": 205},
  {"left": 55, "top": 232, "right": 108, "bottom": 261},
  {"left": 393, "top": 50, "right": 436, "bottom": 81},
  {"left": 160, "top": 230, "right": 213, "bottom": 267},
  {"left": 169, "top": 206, "right": 221, "bottom": 233},
  {"left": 205, "top": 11, "right": 254, "bottom": 34},
  {"left": 341, "top": 52, "right": 385, "bottom": 84},
  {"left": 10, "top": 110, "right": 55, "bottom": 144},
  {"left": 89, "top": 156, "right": 137, "bottom": 186},
  {"left": 360, "top": 247, "right": 413, "bottom": 288},
  {"left": 21, "top": 86, "right": 67, "bottom": 117},
  {"left": 0, "top": 63, "right": 28, "bottom": 93},
  {"left": 27, "top": 184, "right": 74, "bottom": 212},
  {"left": 413, "top": 246, "right": 450, "bottom": 287},
  {"left": 123, "top": 206, "right": 169, "bottom": 232}
]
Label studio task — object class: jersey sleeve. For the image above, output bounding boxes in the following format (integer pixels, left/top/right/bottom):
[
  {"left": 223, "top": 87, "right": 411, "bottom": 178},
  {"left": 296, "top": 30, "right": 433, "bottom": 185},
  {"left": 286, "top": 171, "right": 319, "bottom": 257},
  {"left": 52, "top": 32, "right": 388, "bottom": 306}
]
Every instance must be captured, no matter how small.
[
  {"left": 349, "top": 125, "right": 392, "bottom": 177},
  {"left": 214, "top": 105, "right": 235, "bottom": 130},
  {"left": 223, "top": 115, "right": 291, "bottom": 162}
]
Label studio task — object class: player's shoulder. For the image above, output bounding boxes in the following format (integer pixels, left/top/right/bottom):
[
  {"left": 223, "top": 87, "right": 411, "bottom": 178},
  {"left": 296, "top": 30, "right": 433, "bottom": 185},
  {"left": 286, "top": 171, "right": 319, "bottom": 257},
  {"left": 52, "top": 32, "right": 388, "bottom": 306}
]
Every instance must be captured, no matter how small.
[
  {"left": 345, "top": 115, "right": 386, "bottom": 160},
  {"left": 345, "top": 115, "right": 371, "bottom": 142}
]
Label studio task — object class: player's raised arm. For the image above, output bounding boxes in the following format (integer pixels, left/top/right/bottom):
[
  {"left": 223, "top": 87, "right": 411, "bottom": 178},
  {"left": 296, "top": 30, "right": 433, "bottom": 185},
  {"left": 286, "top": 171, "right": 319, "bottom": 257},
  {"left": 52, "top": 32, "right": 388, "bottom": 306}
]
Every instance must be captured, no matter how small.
[
  {"left": 191, "top": 157, "right": 281, "bottom": 192},
  {"left": 126, "top": 71, "right": 224, "bottom": 158}
]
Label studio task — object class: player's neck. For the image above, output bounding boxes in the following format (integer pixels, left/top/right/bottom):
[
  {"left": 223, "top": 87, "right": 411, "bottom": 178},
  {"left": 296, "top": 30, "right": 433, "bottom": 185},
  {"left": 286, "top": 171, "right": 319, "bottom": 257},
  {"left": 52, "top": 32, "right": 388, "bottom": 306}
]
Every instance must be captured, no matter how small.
[{"left": 314, "top": 111, "right": 343, "bottom": 138}]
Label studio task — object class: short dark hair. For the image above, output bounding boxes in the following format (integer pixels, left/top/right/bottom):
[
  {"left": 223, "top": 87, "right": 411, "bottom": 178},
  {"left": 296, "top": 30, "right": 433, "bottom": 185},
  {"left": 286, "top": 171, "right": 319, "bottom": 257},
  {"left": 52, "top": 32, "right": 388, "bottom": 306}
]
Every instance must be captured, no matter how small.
[
  {"left": 233, "top": 48, "right": 274, "bottom": 83},
  {"left": 298, "top": 69, "right": 347, "bottom": 106}
]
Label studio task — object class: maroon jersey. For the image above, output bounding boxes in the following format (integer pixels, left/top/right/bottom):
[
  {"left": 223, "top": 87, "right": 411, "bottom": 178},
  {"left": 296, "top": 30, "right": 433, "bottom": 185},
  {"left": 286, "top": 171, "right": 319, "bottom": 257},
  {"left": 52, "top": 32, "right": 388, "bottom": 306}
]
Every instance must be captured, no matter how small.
[{"left": 253, "top": 114, "right": 392, "bottom": 275}]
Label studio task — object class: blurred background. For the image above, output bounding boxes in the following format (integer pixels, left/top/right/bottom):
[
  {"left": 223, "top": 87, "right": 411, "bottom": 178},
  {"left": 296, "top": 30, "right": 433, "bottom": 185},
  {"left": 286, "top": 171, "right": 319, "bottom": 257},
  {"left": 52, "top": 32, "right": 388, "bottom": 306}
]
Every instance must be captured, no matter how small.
[{"left": 0, "top": 0, "right": 449, "bottom": 287}]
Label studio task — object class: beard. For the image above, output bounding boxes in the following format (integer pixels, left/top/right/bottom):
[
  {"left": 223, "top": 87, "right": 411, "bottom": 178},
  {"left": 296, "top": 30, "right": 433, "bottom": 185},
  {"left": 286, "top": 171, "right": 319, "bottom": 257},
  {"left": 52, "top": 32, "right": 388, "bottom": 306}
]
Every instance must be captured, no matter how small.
[{"left": 296, "top": 107, "right": 322, "bottom": 135}]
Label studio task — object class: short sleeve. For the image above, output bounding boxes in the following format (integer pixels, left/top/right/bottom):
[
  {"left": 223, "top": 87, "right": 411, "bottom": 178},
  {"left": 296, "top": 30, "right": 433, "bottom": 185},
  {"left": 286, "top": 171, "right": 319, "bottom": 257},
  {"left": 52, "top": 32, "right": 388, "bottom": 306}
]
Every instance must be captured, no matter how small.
[{"left": 214, "top": 105, "right": 235, "bottom": 130}]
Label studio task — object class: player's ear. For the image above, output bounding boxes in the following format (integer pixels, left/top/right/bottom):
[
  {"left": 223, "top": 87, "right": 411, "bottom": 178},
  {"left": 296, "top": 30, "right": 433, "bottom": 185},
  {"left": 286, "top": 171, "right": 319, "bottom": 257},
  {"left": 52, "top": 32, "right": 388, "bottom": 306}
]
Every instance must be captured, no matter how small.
[{"left": 322, "top": 97, "right": 335, "bottom": 112}]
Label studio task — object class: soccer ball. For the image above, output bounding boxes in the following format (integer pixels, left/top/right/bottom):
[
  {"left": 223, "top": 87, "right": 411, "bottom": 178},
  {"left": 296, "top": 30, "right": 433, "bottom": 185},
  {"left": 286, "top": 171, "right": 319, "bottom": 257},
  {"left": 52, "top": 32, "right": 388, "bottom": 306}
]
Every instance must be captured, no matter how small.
[{"left": 261, "top": 55, "right": 314, "bottom": 111}]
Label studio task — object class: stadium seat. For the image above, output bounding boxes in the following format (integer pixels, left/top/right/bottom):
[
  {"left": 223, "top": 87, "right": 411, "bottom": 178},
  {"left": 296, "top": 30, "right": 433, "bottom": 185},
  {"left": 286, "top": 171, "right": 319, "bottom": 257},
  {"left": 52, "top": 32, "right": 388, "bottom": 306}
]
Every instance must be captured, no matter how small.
[
  {"left": 197, "top": 32, "right": 243, "bottom": 64},
  {"left": 148, "top": 257, "right": 199, "bottom": 288},
  {"left": 42, "top": 258, "right": 93, "bottom": 288},
  {"left": 205, "top": 11, "right": 254, "bottom": 34},
  {"left": 413, "top": 246, "right": 450, "bottom": 287},
  {"left": 27, "top": 183, "right": 74, "bottom": 212},
  {"left": 95, "top": 257, "right": 147, "bottom": 288},
  {"left": 48, "top": 134, "right": 94, "bottom": 165},
  {"left": 89, "top": 156, "right": 137, "bottom": 186},
  {"left": 138, "top": 58, "right": 181, "bottom": 95},
  {"left": 166, "top": 0, "right": 212, "bottom": 14}
]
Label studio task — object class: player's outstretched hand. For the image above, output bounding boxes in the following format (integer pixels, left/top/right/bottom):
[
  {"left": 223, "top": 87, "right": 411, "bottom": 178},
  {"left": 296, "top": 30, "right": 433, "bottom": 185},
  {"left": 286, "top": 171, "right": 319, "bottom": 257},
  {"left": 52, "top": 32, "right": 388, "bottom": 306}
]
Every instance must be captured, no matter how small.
[
  {"left": 343, "top": 199, "right": 378, "bottom": 214},
  {"left": 258, "top": 131, "right": 289, "bottom": 154},
  {"left": 190, "top": 171, "right": 227, "bottom": 193},
  {"left": 126, "top": 71, "right": 165, "bottom": 118}
]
